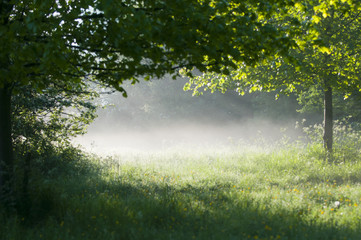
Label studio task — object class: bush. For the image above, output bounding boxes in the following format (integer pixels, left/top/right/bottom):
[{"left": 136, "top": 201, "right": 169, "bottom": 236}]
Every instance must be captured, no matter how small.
[{"left": 300, "top": 118, "right": 361, "bottom": 162}]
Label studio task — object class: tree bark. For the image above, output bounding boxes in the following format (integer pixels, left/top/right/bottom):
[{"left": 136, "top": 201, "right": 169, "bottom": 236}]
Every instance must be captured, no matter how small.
[
  {"left": 323, "top": 84, "right": 333, "bottom": 154},
  {"left": 0, "top": 2, "right": 15, "bottom": 207},
  {"left": 0, "top": 84, "right": 14, "bottom": 206}
]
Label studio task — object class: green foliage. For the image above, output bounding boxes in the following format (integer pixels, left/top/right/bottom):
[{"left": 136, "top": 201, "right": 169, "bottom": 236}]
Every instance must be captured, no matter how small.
[
  {"left": 300, "top": 118, "right": 361, "bottom": 162},
  {"left": 8, "top": 82, "right": 99, "bottom": 215},
  {"left": 297, "top": 85, "right": 361, "bottom": 121},
  {"left": 185, "top": 0, "right": 361, "bottom": 98},
  {"left": 11, "top": 144, "right": 99, "bottom": 220},
  {"left": 11, "top": 81, "right": 98, "bottom": 182},
  {"left": 12, "top": 83, "right": 98, "bottom": 153},
  {"left": 1, "top": 0, "right": 304, "bottom": 94},
  {"left": 184, "top": 0, "right": 361, "bottom": 153}
]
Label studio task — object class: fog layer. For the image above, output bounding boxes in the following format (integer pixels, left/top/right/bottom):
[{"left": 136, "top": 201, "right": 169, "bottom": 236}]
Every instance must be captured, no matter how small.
[{"left": 74, "top": 77, "right": 303, "bottom": 154}]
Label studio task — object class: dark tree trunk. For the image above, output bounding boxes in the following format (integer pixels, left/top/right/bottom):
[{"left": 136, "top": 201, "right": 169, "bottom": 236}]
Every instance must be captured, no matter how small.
[
  {"left": 1, "top": 1, "right": 15, "bottom": 207},
  {"left": 323, "top": 84, "right": 333, "bottom": 154},
  {"left": 0, "top": 84, "right": 14, "bottom": 206}
]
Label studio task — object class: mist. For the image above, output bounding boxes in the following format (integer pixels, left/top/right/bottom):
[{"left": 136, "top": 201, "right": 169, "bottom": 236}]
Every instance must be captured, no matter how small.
[{"left": 73, "top": 77, "right": 304, "bottom": 155}]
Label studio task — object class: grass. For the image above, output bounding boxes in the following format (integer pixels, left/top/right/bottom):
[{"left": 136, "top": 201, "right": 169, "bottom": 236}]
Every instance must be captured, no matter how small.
[{"left": 2, "top": 142, "right": 361, "bottom": 240}]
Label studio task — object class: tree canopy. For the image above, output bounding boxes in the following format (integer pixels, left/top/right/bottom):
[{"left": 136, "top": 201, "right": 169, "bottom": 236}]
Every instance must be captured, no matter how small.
[
  {"left": 1, "top": 0, "right": 305, "bottom": 93},
  {"left": 185, "top": 0, "right": 361, "bottom": 153}
]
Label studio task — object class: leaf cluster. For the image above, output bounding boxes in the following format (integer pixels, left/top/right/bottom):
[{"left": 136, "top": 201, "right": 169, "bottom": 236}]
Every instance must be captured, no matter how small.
[
  {"left": 186, "top": 0, "right": 361, "bottom": 100},
  {"left": 12, "top": 82, "right": 98, "bottom": 156},
  {"left": 1, "top": 0, "right": 309, "bottom": 96}
]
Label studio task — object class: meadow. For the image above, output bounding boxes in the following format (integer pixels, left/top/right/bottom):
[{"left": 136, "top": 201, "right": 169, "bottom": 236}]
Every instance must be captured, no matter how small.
[{"left": 1, "top": 124, "right": 361, "bottom": 240}]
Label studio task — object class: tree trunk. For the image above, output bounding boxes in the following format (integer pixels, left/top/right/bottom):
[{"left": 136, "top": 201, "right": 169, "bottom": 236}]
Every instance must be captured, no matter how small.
[
  {"left": 1, "top": 0, "right": 15, "bottom": 207},
  {"left": 323, "top": 84, "right": 333, "bottom": 154},
  {"left": 0, "top": 84, "right": 14, "bottom": 206}
]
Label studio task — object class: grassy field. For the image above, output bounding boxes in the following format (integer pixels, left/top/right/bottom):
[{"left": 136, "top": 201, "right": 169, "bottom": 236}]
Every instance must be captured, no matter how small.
[{"left": 1, "top": 141, "right": 361, "bottom": 240}]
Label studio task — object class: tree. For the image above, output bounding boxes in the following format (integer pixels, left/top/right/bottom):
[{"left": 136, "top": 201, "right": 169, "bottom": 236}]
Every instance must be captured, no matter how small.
[
  {"left": 185, "top": 0, "right": 361, "bottom": 155},
  {"left": 11, "top": 82, "right": 98, "bottom": 214},
  {"left": 0, "top": 0, "right": 312, "bottom": 206},
  {"left": 12, "top": 83, "right": 98, "bottom": 151}
]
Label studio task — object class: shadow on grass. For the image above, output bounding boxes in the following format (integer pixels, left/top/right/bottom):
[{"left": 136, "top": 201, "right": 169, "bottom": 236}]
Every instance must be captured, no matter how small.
[
  {"left": 96, "top": 181, "right": 358, "bottom": 240},
  {"left": 2, "top": 153, "right": 361, "bottom": 240}
]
